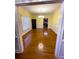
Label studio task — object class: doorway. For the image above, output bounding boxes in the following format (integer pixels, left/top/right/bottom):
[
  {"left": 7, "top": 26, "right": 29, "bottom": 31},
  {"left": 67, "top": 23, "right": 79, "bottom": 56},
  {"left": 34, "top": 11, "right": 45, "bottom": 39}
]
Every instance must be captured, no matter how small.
[
  {"left": 43, "top": 18, "right": 48, "bottom": 29},
  {"left": 32, "top": 19, "right": 36, "bottom": 29}
]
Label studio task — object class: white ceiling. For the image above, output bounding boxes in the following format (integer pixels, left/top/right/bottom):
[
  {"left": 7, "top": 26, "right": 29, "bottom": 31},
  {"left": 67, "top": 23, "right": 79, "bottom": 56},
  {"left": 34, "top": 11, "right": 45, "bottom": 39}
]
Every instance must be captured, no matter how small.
[{"left": 22, "top": 3, "right": 61, "bottom": 14}]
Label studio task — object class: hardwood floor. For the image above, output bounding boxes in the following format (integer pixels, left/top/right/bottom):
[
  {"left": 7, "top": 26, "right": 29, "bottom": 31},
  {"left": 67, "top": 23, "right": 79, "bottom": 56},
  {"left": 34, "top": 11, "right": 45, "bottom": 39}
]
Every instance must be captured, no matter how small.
[{"left": 16, "top": 29, "right": 57, "bottom": 59}]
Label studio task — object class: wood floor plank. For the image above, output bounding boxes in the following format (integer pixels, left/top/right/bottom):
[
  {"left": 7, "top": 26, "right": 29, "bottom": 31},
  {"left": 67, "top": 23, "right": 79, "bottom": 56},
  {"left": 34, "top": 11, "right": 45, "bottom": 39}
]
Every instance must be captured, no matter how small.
[{"left": 16, "top": 29, "right": 57, "bottom": 59}]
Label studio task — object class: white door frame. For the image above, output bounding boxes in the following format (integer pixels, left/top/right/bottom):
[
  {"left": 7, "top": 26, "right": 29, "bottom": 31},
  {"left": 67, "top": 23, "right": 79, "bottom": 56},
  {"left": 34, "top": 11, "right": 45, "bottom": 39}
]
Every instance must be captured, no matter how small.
[
  {"left": 15, "top": 7, "right": 24, "bottom": 53},
  {"left": 55, "top": 2, "right": 64, "bottom": 59}
]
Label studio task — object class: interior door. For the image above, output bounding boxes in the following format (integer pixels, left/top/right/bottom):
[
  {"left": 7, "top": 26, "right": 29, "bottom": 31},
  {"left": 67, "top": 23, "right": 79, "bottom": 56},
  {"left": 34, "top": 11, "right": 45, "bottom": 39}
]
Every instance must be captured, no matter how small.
[
  {"left": 32, "top": 19, "right": 36, "bottom": 29},
  {"left": 43, "top": 18, "right": 48, "bottom": 29}
]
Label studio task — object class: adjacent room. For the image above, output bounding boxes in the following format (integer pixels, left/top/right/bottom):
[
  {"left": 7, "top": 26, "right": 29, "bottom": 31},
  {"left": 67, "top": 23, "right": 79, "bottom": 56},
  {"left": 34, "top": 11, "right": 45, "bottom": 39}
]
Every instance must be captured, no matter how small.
[{"left": 15, "top": 1, "right": 64, "bottom": 59}]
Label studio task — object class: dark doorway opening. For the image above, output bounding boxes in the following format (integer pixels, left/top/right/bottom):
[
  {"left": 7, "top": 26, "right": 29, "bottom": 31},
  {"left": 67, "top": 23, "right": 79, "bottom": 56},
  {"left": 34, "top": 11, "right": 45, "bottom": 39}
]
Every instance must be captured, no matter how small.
[
  {"left": 32, "top": 19, "right": 36, "bottom": 29},
  {"left": 43, "top": 18, "right": 48, "bottom": 29}
]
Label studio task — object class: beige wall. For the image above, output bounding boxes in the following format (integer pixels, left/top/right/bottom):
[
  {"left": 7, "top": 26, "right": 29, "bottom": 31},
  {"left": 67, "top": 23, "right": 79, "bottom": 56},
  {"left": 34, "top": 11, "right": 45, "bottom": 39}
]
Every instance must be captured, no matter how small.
[
  {"left": 32, "top": 14, "right": 53, "bottom": 29},
  {"left": 32, "top": 11, "right": 61, "bottom": 34},
  {"left": 16, "top": 7, "right": 33, "bottom": 36},
  {"left": 16, "top": 6, "right": 61, "bottom": 35},
  {"left": 51, "top": 7, "right": 61, "bottom": 34},
  {"left": 16, "top": 7, "right": 33, "bottom": 52}
]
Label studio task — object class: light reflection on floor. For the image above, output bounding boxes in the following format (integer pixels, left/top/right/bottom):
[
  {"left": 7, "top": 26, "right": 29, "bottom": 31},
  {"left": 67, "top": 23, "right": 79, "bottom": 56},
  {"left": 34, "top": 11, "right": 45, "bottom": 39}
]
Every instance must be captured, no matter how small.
[
  {"left": 44, "top": 32, "right": 48, "bottom": 36},
  {"left": 38, "top": 43, "right": 44, "bottom": 50},
  {"left": 24, "top": 34, "right": 31, "bottom": 48},
  {"left": 16, "top": 29, "right": 57, "bottom": 59}
]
